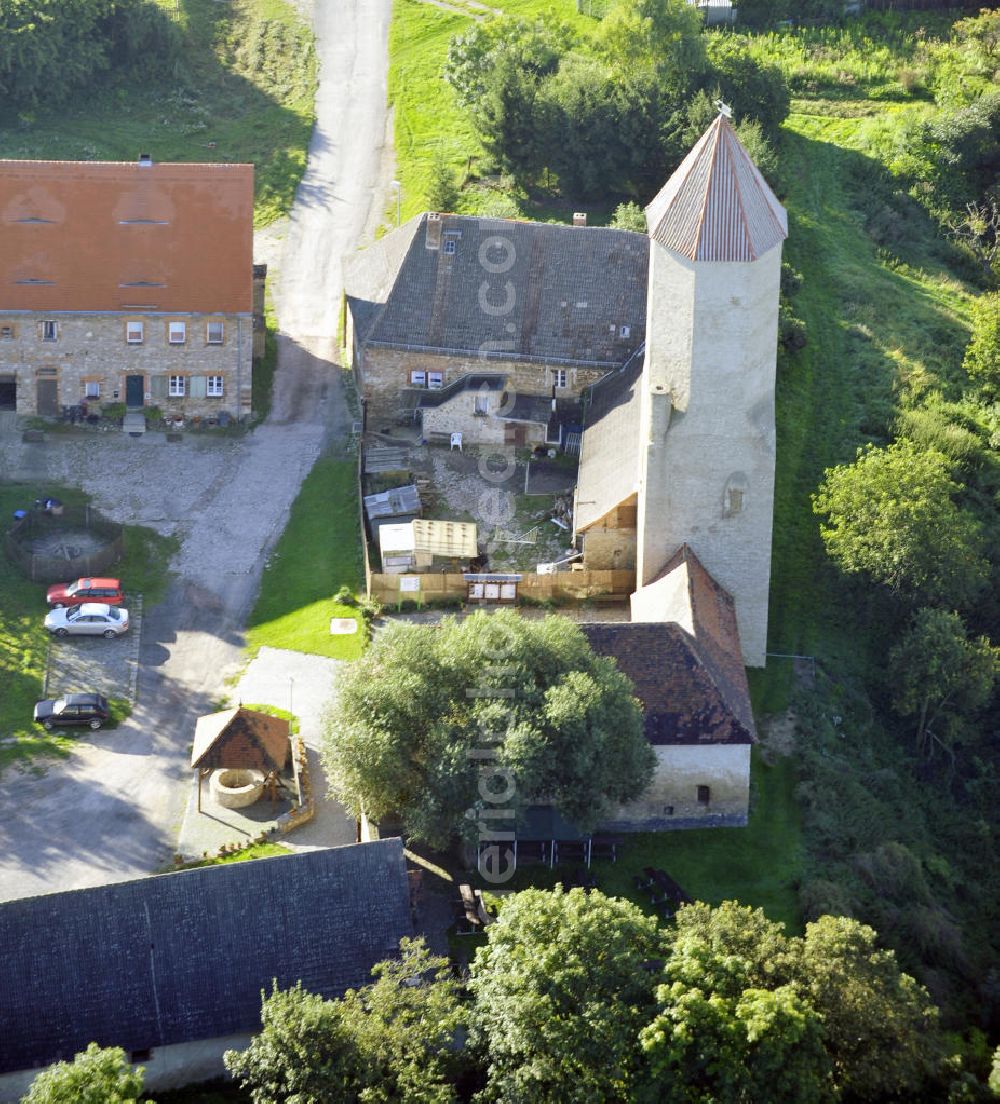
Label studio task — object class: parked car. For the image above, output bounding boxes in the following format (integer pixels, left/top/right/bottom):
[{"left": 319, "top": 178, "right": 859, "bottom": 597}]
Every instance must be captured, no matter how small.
[
  {"left": 44, "top": 603, "right": 129, "bottom": 638},
  {"left": 46, "top": 577, "right": 124, "bottom": 608},
  {"left": 34, "top": 692, "right": 111, "bottom": 731}
]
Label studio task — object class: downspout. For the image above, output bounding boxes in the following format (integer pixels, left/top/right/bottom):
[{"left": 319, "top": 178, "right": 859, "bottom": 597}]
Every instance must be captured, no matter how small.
[{"left": 236, "top": 316, "right": 244, "bottom": 420}]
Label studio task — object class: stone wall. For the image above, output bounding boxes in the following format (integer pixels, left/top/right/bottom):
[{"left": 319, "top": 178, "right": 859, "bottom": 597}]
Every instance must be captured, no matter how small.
[
  {"left": 420, "top": 390, "right": 546, "bottom": 448},
  {"left": 368, "top": 568, "right": 634, "bottom": 604},
  {"left": 580, "top": 524, "right": 637, "bottom": 570},
  {"left": 637, "top": 242, "right": 782, "bottom": 666},
  {"left": 359, "top": 344, "right": 608, "bottom": 426},
  {"left": 601, "top": 742, "right": 751, "bottom": 832},
  {"left": 0, "top": 311, "right": 253, "bottom": 419}
]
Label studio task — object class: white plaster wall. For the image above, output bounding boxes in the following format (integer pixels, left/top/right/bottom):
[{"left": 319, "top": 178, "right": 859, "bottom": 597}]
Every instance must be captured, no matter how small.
[
  {"left": 602, "top": 742, "right": 751, "bottom": 831},
  {"left": 637, "top": 243, "right": 782, "bottom": 666},
  {"left": 0, "top": 1034, "right": 253, "bottom": 1102}
]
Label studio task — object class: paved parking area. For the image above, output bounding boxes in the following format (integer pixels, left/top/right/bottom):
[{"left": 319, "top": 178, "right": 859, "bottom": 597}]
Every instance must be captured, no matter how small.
[{"left": 44, "top": 596, "right": 143, "bottom": 703}]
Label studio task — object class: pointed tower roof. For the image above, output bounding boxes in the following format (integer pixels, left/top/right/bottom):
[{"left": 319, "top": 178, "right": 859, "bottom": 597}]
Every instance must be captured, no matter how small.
[{"left": 645, "top": 113, "right": 787, "bottom": 262}]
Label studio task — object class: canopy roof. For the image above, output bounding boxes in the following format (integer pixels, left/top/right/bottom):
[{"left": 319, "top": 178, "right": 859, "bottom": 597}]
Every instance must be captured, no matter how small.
[{"left": 191, "top": 706, "right": 290, "bottom": 771}]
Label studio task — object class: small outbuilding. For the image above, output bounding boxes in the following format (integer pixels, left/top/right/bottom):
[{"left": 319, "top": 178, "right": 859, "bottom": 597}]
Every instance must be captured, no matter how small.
[
  {"left": 191, "top": 706, "right": 291, "bottom": 811},
  {"left": 378, "top": 518, "right": 478, "bottom": 573}
]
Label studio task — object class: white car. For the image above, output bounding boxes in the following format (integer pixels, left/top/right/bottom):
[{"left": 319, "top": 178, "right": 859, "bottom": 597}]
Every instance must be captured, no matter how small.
[{"left": 44, "top": 602, "right": 130, "bottom": 638}]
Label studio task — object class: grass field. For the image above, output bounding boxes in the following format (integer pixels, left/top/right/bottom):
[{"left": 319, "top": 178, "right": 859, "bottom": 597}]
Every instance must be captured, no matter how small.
[
  {"left": 0, "top": 483, "right": 177, "bottom": 770},
  {"left": 245, "top": 455, "right": 367, "bottom": 661},
  {"left": 0, "top": 0, "right": 316, "bottom": 227}
]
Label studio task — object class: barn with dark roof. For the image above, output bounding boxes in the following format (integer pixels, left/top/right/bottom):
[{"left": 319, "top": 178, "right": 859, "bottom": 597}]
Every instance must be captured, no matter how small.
[{"left": 0, "top": 841, "right": 411, "bottom": 1099}]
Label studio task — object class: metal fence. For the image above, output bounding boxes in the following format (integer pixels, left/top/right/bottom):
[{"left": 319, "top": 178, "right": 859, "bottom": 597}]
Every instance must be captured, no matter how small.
[{"left": 4, "top": 505, "right": 125, "bottom": 583}]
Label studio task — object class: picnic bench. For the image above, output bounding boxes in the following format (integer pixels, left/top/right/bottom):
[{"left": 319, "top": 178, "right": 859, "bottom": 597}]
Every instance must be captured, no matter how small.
[
  {"left": 456, "top": 883, "right": 495, "bottom": 934},
  {"left": 634, "top": 867, "right": 693, "bottom": 916}
]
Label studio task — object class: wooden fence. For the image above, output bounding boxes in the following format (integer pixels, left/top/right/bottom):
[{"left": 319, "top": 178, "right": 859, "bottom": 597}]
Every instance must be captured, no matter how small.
[{"left": 368, "top": 568, "right": 634, "bottom": 605}]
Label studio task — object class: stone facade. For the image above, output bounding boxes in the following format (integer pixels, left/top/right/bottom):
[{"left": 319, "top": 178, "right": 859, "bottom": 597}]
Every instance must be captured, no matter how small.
[
  {"left": 420, "top": 389, "right": 549, "bottom": 447},
  {"left": 357, "top": 344, "right": 605, "bottom": 428},
  {"left": 579, "top": 499, "right": 637, "bottom": 570},
  {"left": 637, "top": 243, "right": 782, "bottom": 667},
  {"left": 601, "top": 743, "right": 751, "bottom": 832},
  {"left": 0, "top": 311, "right": 253, "bottom": 420}
]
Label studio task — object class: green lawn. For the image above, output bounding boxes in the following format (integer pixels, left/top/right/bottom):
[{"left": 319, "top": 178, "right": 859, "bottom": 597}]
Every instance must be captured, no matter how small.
[
  {"left": 0, "top": 0, "right": 316, "bottom": 227},
  {"left": 0, "top": 483, "right": 177, "bottom": 770},
  {"left": 246, "top": 455, "right": 367, "bottom": 660},
  {"left": 466, "top": 750, "right": 803, "bottom": 933}
]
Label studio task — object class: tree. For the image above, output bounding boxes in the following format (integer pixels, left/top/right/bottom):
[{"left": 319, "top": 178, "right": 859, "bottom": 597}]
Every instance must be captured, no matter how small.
[
  {"left": 225, "top": 938, "right": 465, "bottom": 1104},
  {"left": 322, "top": 611, "right": 655, "bottom": 849},
  {"left": 427, "top": 147, "right": 462, "bottom": 213},
  {"left": 703, "top": 36, "right": 790, "bottom": 143},
  {"left": 794, "top": 915, "right": 944, "bottom": 1101},
  {"left": 598, "top": 0, "right": 706, "bottom": 93},
  {"left": 468, "top": 887, "right": 665, "bottom": 1101},
  {"left": 611, "top": 200, "right": 647, "bottom": 233},
  {"left": 963, "top": 292, "right": 1000, "bottom": 396},
  {"left": 640, "top": 903, "right": 831, "bottom": 1103},
  {"left": 888, "top": 607, "right": 997, "bottom": 759},
  {"left": 812, "top": 439, "right": 989, "bottom": 609},
  {"left": 640, "top": 902, "right": 944, "bottom": 1104},
  {"left": 21, "top": 1043, "right": 147, "bottom": 1104}
]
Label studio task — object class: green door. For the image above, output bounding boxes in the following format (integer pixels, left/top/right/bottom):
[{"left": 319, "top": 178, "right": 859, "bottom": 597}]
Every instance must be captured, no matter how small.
[{"left": 125, "top": 375, "right": 145, "bottom": 408}]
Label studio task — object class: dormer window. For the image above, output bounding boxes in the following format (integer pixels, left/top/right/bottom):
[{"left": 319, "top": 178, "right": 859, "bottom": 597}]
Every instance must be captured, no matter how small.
[
  {"left": 619, "top": 324, "right": 631, "bottom": 339},
  {"left": 443, "top": 240, "right": 457, "bottom": 256}
]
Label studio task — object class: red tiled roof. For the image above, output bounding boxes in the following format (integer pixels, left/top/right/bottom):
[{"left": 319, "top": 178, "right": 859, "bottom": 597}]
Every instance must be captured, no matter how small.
[
  {"left": 0, "top": 160, "right": 253, "bottom": 312},
  {"left": 191, "top": 707, "right": 290, "bottom": 771},
  {"left": 645, "top": 114, "right": 787, "bottom": 263}
]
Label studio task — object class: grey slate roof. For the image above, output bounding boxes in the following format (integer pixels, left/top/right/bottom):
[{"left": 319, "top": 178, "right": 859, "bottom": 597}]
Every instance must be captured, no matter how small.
[
  {"left": 0, "top": 841, "right": 412, "bottom": 1075},
  {"left": 345, "top": 214, "right": 649, "bottom": 367},
  {"left": 574, "top": 353, "right": 644, "bottom": 531}
]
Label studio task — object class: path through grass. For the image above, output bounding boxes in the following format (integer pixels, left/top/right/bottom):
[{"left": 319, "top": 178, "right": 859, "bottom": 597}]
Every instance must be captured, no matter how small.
[{"left": 246, "top": 454, "right": 366, "bottom": 661}]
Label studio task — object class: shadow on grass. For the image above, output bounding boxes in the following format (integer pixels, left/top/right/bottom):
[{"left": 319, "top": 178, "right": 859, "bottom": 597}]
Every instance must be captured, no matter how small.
[{"left": 762, "top": 126, "right": 975, "bottom": 709}]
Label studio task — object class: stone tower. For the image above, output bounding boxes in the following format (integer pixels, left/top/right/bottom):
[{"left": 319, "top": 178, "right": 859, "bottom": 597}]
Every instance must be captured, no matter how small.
[{"left": 635, "top": 112, "right": 787, "bottom": 667}]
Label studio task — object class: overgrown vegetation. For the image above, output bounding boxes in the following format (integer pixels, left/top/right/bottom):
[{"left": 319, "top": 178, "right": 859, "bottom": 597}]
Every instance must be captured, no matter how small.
[
  {"left": 246, "top": 454, "right": 366, "bottom": 661},
  {"left": 0, "top": 0, "right": 317, "bottom": 226},
  {"left": 0, "top": 483, "right": 176, "bottom": 770}
]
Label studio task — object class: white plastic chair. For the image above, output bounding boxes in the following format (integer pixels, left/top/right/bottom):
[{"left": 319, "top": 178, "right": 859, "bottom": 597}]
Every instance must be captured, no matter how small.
[{"left": 450, "top": 431, "right": 463, "bottom": 452}]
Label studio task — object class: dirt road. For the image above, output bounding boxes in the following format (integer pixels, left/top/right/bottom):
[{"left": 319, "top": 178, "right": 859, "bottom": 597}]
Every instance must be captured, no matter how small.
[{"left": 0, "top": 0, "right": 393, "bottom": 902}]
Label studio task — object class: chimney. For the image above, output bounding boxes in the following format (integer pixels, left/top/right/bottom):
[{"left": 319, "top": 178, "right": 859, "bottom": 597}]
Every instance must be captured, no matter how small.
[
  {"left": 425, "top": 212, "right": 442, "bottom": 250},
  {"left": 573, "top": 212, "right": 587, "bottom": 228},
  {"left": 138, "top": 153, "right": 153, "bottom": 167}
]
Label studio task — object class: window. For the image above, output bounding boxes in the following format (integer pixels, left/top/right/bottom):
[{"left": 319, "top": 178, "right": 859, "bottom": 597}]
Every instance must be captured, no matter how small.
[
  {"left": 0, "top": 324, "right": 14, "bottom": 339},
  {"left": 443, "top": 240, "right": 456, "bottom": 255},
  {"left": 428, "top": 372, "right": 443, "bottom": 390},
  {"left": 697, "top": 785, "right": 711, "bottom": 806},
  {"left": 410, "top": 370, "right": 426, "bottom": 387},
  {"left": 663, "top": 805, "right": 674, "bottom": 816},
  {"left": 726, "top": 488, "right": 744, "bottom": 515},
  {"left": 84, "top": 381, "right": 100, "bottom": 399},
  {"left": 474, "top": 394, "right": 489, "bottom": 416},
  {"left": 168, "top": 321, "right": 186, "bottom": 345},
  {"left": 551, "top": 368, "right": 567, "bottom": 389},
  {"left": 206, "top": 321, "right": 224, "bottom": 345},
  {"left": 168, "top": 375, "right": 186, "bottom": 397},
  {"left": 42, "top": 320, "right": 58, "bottom": 342},
  {"left": 619, "top": 324, "right": 631, "bottom": 339},
  {"left": 207, "top": 375, "right": 224, "bottom": 397},
  {"left": 126, "top": 321, "right": 144, "bottom": 344}
]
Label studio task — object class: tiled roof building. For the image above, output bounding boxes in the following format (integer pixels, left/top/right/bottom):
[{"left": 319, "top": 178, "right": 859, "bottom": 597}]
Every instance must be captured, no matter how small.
[{"left": 0, "top": 842, "right": 412, "bottom": 1096}]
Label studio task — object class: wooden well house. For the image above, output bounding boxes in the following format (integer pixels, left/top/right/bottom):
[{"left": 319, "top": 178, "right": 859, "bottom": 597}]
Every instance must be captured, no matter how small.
[{"left": 191, "top": 706, "right": 291, "bottom": 811}]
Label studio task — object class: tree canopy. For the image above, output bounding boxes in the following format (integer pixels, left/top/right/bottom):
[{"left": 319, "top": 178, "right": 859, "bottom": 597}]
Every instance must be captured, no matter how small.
[
  {"left": 963, "top": 292, "right": 1000, "bottom": 397},
  {"left": 225, "top": 938, "right": 465, "bottom": 1104},
  {"left": 322, "top": 611, "right": 654, "bottom": 849},
  {"left": 468, "top": 887, "right": 665, "bottom": 1102},
  {"left": 812, "top": 438, "right": 988, "bottom": 609},
  {"left": 21, "top": 1043, "right": 147, "bottom": 1104}
]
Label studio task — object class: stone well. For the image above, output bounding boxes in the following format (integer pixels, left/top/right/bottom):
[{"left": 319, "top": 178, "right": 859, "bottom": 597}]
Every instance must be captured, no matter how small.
[{"left": 210, "top": 768, "right": 265, "bottom": 809}]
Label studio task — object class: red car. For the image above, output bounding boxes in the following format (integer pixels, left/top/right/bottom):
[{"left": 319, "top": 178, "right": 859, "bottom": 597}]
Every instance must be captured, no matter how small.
[{"left": 46, "top": 577, "right": 125, "bottom": 608}]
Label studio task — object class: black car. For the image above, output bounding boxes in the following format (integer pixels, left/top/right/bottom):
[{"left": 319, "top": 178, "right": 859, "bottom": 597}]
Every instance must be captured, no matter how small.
[{"left": 33, "top": 692, "right": 111, "bottom": 731}]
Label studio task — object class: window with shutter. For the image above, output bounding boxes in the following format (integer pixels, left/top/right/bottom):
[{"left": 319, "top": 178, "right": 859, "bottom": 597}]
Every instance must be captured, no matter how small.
[{"left": 149, "top": 374, "right": 168, "bottom": 400}]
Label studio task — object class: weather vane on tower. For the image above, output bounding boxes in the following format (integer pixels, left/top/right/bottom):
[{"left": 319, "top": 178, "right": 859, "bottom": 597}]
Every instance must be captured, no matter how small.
[{"left": 714, "top": 99, "right": 733, "bottom": 118}]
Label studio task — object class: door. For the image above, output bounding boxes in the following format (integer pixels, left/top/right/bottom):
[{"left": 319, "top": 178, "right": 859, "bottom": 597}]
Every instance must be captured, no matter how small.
[
  {"left": 36, "top": 377, "right": 58, "bottom": 416},
  {"left": 125, "top": 375, "right": 145, "bottom": 408},
  {"left": 0, "top": 374, "right": 15, "bottom": 411}
]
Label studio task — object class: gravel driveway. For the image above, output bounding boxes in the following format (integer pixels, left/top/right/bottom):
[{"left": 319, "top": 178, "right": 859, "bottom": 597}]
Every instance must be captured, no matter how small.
[{"left": 0, "top": 0, "right": 393, "bottom": 903}]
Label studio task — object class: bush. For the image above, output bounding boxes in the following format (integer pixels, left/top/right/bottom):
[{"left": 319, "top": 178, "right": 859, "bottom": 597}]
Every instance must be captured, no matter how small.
[{"left": 334, "top": 585, "right": 357, "bottom": 606}]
